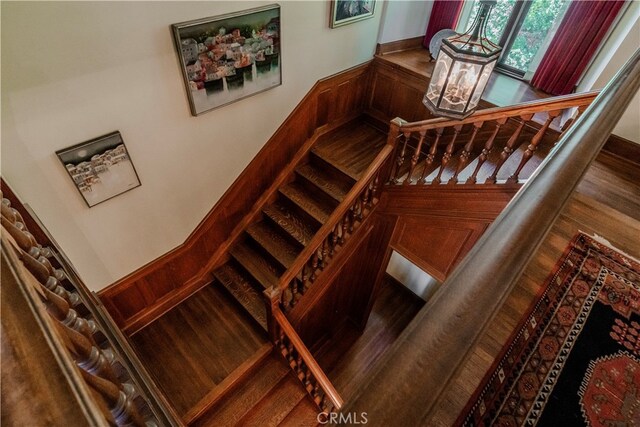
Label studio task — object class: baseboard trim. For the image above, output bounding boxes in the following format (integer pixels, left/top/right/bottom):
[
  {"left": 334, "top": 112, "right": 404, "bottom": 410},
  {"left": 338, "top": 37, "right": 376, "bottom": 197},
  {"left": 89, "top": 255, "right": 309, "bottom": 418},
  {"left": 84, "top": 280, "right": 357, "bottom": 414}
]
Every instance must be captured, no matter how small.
[
  {"left": 603, "top": 133, "right": 640, "bottom": 164},
  {"left": 375, "top": 36, "right": 425, "bottom": 56}
]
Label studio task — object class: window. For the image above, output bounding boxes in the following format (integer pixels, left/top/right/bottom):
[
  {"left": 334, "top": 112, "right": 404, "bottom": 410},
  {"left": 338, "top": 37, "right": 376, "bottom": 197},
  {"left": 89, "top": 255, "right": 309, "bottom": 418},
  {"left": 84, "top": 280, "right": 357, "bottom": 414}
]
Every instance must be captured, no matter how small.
[{"left": 457, "top": 0, "right": 569, "bottom": 78}]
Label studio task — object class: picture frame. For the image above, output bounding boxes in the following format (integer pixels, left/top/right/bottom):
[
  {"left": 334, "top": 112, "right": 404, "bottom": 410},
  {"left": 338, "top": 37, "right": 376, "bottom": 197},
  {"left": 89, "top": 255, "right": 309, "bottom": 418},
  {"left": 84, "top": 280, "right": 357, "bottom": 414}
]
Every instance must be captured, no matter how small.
[
  {"left": 56, "top": 131, "right": 141, "bottom": 208},
  {"left": 330, "top": 1, "right": 376, "bottom": 28},
  {"left": 171, "top": 4, "right": 282, "bottom": 116}
]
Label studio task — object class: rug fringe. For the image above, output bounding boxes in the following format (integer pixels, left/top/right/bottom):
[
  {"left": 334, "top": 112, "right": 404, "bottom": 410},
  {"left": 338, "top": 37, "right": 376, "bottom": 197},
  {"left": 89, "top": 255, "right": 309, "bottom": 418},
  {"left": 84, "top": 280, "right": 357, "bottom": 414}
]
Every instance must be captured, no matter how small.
[{"left": 580, "top": 230, "right": 640, "bottom": 264}]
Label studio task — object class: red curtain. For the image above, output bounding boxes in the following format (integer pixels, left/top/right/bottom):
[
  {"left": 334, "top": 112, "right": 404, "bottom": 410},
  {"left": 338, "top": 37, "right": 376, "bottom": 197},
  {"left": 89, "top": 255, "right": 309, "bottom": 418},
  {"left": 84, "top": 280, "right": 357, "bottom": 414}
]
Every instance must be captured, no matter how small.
[
  {"left": 531, "top": 0, "right": 626, "bottom": 95},
  {"left": 423, "top": 0, "right": 464, "bottom": 50}
]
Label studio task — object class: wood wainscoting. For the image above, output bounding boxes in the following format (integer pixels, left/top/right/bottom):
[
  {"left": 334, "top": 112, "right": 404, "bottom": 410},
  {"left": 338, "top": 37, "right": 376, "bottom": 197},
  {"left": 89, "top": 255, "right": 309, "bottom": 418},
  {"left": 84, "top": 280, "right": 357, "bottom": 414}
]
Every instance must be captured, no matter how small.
[{"left": 98, "top": 62, "right": 374, "bottom": 333}]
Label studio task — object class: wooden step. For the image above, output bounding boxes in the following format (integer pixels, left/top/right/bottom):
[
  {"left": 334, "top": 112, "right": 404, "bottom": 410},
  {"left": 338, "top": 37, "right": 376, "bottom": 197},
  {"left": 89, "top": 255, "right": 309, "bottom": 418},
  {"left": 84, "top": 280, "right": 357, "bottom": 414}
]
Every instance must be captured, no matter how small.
[
  {"left": 247, "top": 221, "right": 301, "bottom": 270},
  {"left": 278, "top": 395, "right": 320, "bottom": 427},
  {"left": 263, "top": 203, "right": 317, "bottom": 248},
  {"left": 213, "top": 263, "right": 268, "bottom": 330},
  {"left": 183, "top": 343, "right": 272, "bottom": 424},
  {"left": 296, "top": 162, "right": 352, "bottom": 203},
  {"left": 192, "top": 354, "right": 290, "bottom": 427},
  {"left": 279, "top": 183, "right": 334, "bottom": 225},
  {"left": 230, "top": 242, "right": 282, "bottom": 290},
  {"left": 235, "top": 373, "right": 309, "bottom": 427}
]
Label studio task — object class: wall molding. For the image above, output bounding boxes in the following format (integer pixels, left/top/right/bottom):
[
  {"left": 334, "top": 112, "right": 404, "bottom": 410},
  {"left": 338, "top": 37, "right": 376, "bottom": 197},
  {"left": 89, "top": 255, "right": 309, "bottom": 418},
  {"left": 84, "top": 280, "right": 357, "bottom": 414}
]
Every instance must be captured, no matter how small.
[{"left": 98, "top": 62, "right": 374, "bottom": 333}]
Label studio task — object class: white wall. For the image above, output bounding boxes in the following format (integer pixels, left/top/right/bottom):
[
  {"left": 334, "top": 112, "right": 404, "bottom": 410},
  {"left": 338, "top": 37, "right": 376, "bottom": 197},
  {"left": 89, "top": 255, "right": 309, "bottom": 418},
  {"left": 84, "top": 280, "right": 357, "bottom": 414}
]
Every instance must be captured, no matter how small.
[
  {"left": 577, "top": 1, "right": 639, "bottom": 143},
  {"left": 1, "top": 1, "right": 382, "bottom": 291},
  {"left": 386, "top": 251, "right": 439, "bottom": 301},
  {"left": 377, "top": 0, "right": 432, "bottom": 44}
]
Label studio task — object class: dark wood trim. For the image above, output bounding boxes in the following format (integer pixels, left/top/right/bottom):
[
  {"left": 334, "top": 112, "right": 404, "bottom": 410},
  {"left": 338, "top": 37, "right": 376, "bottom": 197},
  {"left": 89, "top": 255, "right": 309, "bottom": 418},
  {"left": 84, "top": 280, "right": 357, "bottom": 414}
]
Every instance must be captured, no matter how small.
[
  {"left": 603, "top": 133, "right": 640, "bottom": 164},
  {"left": 98, "top": 62, "right": 374, "bottom": 332},
  {"left": 375, "top": 36, "right": 424, "bottom": 56}
]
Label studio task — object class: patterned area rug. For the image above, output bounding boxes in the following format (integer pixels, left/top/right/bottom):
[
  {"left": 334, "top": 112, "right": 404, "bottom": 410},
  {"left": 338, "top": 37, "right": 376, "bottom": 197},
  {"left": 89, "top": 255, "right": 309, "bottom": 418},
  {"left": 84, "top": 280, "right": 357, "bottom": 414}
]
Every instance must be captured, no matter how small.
[{"left": 458, "top": 232, "right": 640, "bottom": 427}]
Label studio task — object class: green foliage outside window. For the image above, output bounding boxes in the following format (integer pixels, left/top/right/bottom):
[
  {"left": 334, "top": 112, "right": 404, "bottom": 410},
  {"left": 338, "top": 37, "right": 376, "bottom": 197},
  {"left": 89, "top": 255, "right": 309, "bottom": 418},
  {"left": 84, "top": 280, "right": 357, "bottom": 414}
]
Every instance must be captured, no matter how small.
[{"left": 465, "top": 0, "right": 568, "bottom": 72}]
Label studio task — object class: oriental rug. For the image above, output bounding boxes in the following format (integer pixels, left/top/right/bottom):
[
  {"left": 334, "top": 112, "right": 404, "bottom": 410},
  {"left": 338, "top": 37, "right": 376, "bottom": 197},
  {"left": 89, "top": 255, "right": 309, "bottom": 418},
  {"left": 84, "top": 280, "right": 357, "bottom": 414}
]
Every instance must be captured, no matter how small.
[{"left": 458, "top": 232, "right": 640, "bottom": 427}]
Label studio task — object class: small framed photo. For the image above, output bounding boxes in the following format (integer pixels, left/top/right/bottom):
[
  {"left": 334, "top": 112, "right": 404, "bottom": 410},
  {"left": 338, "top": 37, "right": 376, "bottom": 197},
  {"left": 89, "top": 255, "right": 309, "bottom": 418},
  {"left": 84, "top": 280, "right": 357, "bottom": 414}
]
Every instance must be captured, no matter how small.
[
  {"left": 56, "top": 131, "right": 141, "bottom": 208},
  {"left": 331, "top": 1, "right": 376, "bottom": 28},
  {"left": 172, "top": 4, "right": 282, "bottom": 116}
]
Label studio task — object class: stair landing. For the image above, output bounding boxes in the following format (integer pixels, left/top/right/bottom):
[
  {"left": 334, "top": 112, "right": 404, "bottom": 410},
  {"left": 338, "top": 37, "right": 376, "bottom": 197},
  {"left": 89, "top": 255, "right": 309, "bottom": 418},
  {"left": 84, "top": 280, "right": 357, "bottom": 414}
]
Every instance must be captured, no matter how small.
[{"left": 129, "top": 284, "right": 268, "bottom": 419}]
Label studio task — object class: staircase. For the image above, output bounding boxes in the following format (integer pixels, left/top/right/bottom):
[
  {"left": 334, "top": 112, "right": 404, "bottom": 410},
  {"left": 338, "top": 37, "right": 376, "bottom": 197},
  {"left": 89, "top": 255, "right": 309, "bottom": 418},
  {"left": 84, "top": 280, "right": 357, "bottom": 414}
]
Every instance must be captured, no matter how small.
[{"left": 212, "top": 119, "right": 387, "bottom": 329}]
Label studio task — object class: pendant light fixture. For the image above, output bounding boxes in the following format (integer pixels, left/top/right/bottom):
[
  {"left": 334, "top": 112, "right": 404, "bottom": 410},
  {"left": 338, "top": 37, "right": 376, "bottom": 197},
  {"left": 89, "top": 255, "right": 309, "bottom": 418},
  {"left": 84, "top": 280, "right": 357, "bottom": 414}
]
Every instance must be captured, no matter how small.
[{"left": 423, "top": 0, "right": 502, "bottom": 120}]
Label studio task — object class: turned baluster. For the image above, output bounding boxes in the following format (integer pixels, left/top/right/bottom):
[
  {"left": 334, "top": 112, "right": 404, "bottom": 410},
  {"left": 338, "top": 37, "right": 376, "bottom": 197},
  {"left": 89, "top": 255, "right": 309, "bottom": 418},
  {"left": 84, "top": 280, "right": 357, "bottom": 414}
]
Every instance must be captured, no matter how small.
[
  {"left": 348, "top": 207, "right": 355, "bottom": 232},
  {"left": 392, "top": 132, "right": 412, "bottom": 184},
  {"left": 303, "top": 367, "right": 312, "bottom": 391},
  {"left": 341, "top": 215, "right": 348, "bottom": 245},
  {"left": 385, "top": 123, "right": 404, "bottom": 183},
  {"left": 420, "top": 128, "right": 444, "bottom": 183},
  {"left": 433, "top": 125, "right": 462, "bottom": 184},
  {"left": 1, "top": 208, "right": 52, "bottom": 258},
  {"left": 467, "top": 118, "right": 507, "bottom": 184},
  {"left": 487, "top": 114, "right": 533, "bottom": 183},
  {"left": 508, "top": 110, "right": 561, "bottom": 183},
  {"left": 278, "top": 329, "right": 287, "bottom": 354},
  {"left": 320, "top": 240, "right": 329, "bottom": 268},
  {"left": 295, "top": 354, "right": 304, "bottom": 377},
  {"left": 371, "top": 174, "right": 380, "bottom": 201},
  {"left": 404, "top": 130, "right": 427, "bottom": 185},
  {"left": 450, "top": 121, "right": 484, "bottom": 184},
  {"left": 40, "top": 283, "right": 96, "bottom": 339},
  {"left": 355, "top": 197, "right": 363, "bottom": 221},
  {"left": 290, "top": 280, "right": 299, "bottom": 308},
  {"left": 301, "top": 263, "right": 311, "bottom": 291},
  {"left": 330, "top": 225, "right": 339, "bottom": 254},
  {"left": 20, "top": 250, "right": 79, "bottom": 306},
  {"left": 286, "top": 342, "right": 295, "bottom": 366},
  {"left": 313, "top": 383, "right": 321, "bottom": 404},
  {"left": 80, "top": 370, "right": 145, "bottom": 427},
  {"left": 310, "top": 252, "right": 319, "bottom": 282}
]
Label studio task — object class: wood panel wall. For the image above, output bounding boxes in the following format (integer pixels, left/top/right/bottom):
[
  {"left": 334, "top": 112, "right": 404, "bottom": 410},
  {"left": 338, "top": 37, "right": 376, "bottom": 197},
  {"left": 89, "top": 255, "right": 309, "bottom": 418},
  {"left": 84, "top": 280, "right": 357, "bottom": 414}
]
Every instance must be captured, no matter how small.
[
  {"left": 379, "top": 185, "right": 520, "bottom": 283},
  {"left": 98, "top": 63, "right": 374, "bottom": 331}
]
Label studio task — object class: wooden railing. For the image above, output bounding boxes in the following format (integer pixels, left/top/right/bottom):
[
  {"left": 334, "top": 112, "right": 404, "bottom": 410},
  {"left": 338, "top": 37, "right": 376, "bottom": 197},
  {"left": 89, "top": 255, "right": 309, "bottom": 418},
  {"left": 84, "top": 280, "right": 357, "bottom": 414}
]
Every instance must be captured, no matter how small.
[
  {"left": 1, "top": 191, "right": 181, "bottom": 427},
  {"left": 345, "top": 49, "right": 640, "bottom": 424},
  {"left": 277, "top": 143, "right": 395, "bottom": 311},
  {"left": 388, "top": 90, "right": 598, "bottom": 185},
  {"left": 265, "top": 288, "right": 344, "bottom": 414}
]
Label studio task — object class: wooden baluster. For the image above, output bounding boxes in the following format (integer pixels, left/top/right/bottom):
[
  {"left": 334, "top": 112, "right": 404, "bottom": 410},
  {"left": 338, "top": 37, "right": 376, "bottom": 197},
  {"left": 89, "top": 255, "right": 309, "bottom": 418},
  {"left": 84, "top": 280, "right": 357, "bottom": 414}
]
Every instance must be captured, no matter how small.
[
  {"left": 371, "top": 174, "right": 380, "bottom": 202},
  {"left": 330, "top": 225, "right": 339, "bottom": 255},
  {"left": 560, "top": 104, "right": 588, "bottom": 135},
  {"left": 385, "top": 123, "right": 403, "bottom": 183},
  {"left": 467, "top": 118, "right": 507, "bottom": 184},
  {"left": 80, "top": 370, "right": 145, "bottom": 427},
  {"left": 290, "top": 280, "right": 299, "bottom": 308},
  {"left": 321, "top": 240, "right": 329, "bottom": 268},
  {"left": 404, "top": 130, "right": 427, "bottom": 185},
  {"left": 341, "top": 215, "right": 348, "bottom": 245},
  {"left": 313, "top": 383, "right": 321, "bottom": 405},
  {"left": 310, "top": 252, "right": 319, "bottom": 282},
  {"left": 508, "top": 110, "right": 561, "bottom": 183},
  {"left": 295, "top": 354, "right": 304, "bottom": 378},
  {"left": 348, "top": 207, "right": 355, "bottom": 232},
  {"left": 40, "top": 283, "right": 96, "bottom": 339},
  {"left": 420, "top": 127, "right": 444, "bottom": 184},
  {"left": 356, "top": 197, "right": 364, "bottom": 221},
  {"left": 392, "top": 132, "right": 411, "bottom": 184},
  {"left": 450, "top": 121, "right": 483, "bottom": 184},
  {"left": 487, "top": 114, "right": 533, "bottom": 183},
  {"left": 301, "top": 263, "right": 310, "bottom": 291},
  {"left": 433, "top": 125, "right": 462, "bottom": 184},
  {"left": 19, "top": 250, "right": 79, "bottom": 306}
]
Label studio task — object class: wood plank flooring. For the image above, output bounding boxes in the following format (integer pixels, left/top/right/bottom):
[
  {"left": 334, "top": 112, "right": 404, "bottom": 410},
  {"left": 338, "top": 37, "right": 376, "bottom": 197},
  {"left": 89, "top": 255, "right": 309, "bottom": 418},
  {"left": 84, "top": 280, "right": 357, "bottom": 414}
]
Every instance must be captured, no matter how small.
[
  {"left": 428, "top": 153, "right": 640, "bottom": 426},
  {"left": 314, "top": 276, "right": 425, "bottom": 402},
  {"left": 130, "top": 284, "right": 268, "bottom": 418}
]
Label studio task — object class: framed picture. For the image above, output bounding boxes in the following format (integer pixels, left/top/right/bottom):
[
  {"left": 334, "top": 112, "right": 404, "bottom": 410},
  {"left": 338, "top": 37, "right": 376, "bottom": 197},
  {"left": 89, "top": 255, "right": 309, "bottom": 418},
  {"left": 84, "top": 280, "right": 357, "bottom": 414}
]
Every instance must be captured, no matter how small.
[
  {"left": 330, "top": 1, "right": 376, "bottom": 28},
  {"left": 172, "top": 4, "right": 282, "bottom": 116},
  {"left": 56, "top": 131, "right": 141, "bottom": 208}
]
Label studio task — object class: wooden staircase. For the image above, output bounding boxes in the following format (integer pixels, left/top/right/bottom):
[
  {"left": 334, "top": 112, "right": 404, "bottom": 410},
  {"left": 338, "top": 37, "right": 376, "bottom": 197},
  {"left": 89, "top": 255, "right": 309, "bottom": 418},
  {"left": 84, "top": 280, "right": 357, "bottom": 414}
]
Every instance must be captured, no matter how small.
[{"left": 212, "top": 120, "right": 386, "bottom": 331}]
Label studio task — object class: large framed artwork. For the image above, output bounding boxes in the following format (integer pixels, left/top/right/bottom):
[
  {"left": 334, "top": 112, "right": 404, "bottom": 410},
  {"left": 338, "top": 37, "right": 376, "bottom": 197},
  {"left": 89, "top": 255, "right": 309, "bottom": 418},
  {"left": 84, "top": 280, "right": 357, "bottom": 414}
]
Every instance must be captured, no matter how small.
[
  {"left": 330, "top": 1, "right": 376, "bottom": 28},
  {"left": 56, "top": 131, "right": 141, "bottom": 208},
  {"left": 172, "top": 4, "right": 282, "bottom": 116}
]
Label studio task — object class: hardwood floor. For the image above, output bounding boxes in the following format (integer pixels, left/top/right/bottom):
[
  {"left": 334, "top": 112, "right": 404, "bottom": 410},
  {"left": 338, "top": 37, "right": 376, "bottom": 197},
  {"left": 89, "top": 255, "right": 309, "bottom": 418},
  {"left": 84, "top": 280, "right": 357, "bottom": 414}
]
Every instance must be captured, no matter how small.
[
  {"left": 314, "top": 276, "right": 424, "bottom": 402},
  {"left": 428, "top": 152, "right": 640, "bottom": 426},
  {"left": 130, "top": 284, "right": 268, "bottom": 418}
]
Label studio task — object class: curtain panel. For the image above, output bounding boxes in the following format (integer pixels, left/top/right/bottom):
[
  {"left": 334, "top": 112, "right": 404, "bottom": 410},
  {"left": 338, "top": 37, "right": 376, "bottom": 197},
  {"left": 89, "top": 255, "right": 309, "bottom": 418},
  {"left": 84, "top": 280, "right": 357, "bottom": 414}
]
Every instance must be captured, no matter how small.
[
  {"left": 423, "top": 0, "right": 465, "bottom": 52},
  {"left": 531, "top": 0, "right": 627, "bottom": 95}
]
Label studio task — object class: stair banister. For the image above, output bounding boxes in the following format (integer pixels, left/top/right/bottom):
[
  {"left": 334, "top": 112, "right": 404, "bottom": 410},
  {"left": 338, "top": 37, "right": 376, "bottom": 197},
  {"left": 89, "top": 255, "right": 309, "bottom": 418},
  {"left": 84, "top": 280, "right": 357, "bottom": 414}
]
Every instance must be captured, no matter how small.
[
  {"left": 397, "top": 89, "right": 599, "bottom": 133},
  {"left": 344, "top": 48, "right": 640, "bottom": 425},
  {"left": 264, "top": 287, "right": 344, "bottom": 412},
  {"left": 275, "top": 142, "right": 396, "bottom": 304}
]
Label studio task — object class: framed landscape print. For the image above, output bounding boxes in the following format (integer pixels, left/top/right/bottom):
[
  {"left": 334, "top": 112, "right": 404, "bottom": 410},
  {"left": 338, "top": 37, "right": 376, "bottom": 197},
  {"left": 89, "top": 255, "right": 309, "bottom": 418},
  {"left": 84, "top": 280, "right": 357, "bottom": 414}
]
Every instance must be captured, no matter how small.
[
  {"left": 56, "top": 131, "right": 141, "bottom": 208},
  {"left": 172, "top": 4, "right": 282, "bottom": 116},
  {"left": 331, "top": 0, "right": 376, "bottom": 28}
]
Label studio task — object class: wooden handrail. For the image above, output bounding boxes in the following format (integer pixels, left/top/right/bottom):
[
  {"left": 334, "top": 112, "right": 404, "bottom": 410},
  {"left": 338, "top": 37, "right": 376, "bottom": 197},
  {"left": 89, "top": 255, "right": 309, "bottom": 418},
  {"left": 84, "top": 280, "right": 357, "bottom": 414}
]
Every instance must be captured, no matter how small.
[
  {"left": 277, "top": 143, "right": 395, "bottom": 293},
  {"left": 396, "top": 89, "right": 599, "bottom": 132},
  {"left": 344, "top": 49, "right": 640, "bottom": 424},
  {"left": 271, "top": 301, "right": 344, "bottom": 411}
]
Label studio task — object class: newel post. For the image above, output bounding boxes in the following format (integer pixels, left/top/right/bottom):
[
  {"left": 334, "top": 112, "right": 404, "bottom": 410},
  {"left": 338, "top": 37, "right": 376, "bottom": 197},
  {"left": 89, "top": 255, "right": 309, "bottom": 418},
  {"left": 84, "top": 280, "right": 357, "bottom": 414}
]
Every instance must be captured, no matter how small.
[
  {"left": 263, "top": 286, "right": 281, "bottom": 343},
  {"left": 384, "top": 117, "right": 407, "bottom": 184}
]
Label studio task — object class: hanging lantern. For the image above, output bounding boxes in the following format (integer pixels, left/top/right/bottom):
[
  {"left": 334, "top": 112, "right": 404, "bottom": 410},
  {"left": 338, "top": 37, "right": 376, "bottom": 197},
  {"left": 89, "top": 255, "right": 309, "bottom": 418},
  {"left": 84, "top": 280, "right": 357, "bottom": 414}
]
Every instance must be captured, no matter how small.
[{"left": 423, "top": 0, "right": 502, "bottom": 120}]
